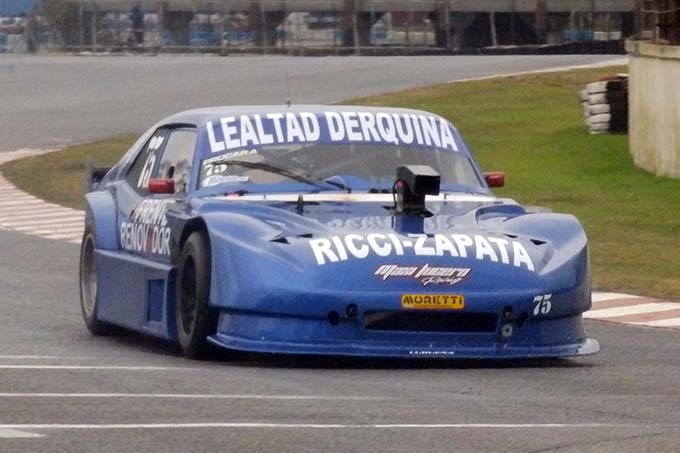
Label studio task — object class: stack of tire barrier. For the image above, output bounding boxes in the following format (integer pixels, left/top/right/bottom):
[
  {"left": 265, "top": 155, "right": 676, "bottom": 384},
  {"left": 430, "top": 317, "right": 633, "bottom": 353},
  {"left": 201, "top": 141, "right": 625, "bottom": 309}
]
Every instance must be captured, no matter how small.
[{"left": 580, "top": 75, "right": 628, "bottom": 134}]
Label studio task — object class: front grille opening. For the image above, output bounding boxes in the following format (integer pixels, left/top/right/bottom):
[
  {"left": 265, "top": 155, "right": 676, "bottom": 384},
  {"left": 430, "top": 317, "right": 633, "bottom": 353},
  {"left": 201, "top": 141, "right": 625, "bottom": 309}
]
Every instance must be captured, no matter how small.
[{"left": 364, "top": 311, "right": 498, "bottom": 333}]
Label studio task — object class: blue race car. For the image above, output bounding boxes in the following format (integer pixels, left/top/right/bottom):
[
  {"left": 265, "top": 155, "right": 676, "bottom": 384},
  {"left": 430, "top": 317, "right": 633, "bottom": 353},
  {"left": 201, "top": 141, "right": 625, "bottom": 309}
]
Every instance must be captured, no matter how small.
[{"left": 80, "top": 105, "right": 599, "bottom": 359}]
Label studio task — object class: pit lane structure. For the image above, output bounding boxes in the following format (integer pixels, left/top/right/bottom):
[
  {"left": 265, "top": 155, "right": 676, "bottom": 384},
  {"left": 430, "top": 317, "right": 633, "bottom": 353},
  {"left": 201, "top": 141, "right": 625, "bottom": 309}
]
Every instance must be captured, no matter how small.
[{"left": 70, "top": 0, "right": 640, "bottom": 49}]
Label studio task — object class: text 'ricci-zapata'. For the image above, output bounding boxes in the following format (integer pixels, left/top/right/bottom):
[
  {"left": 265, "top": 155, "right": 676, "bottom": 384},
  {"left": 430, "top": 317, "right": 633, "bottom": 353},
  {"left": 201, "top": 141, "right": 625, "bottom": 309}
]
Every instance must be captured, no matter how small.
[{"left": 308, "top": 233, "right": 535, "bottom": 271}]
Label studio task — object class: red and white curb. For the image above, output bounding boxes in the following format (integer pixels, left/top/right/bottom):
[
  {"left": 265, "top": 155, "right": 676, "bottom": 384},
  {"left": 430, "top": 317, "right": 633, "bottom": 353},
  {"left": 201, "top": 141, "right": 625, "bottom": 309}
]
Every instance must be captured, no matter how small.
[
  {"left": 586, "top": 292, "right": 680, "bottom": 330},
  {"left": 1, "top": 149, "right": 679, "bottom": 331},
  {"left": 0, "top": 149, "right": 83, "bottom": 244}
]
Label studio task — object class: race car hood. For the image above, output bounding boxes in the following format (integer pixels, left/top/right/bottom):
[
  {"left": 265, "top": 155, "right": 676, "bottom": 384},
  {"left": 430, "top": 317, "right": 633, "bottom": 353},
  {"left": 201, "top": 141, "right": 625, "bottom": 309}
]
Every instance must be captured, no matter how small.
[{"left": 191, "top": 193, "right": 589, "bottom": 298}]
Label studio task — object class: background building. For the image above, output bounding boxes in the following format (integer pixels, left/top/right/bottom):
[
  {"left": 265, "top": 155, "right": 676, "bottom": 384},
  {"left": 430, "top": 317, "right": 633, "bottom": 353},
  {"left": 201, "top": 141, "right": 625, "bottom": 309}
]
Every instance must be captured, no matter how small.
[
  {"left": 61, "top": 0, "right": 637, "bottom": 52},
  {"left": 628, "top": 0, "right": 680, "bottom": 178},
  {"left": 0, "top": 0, "right": 38, "bottom": 16}
]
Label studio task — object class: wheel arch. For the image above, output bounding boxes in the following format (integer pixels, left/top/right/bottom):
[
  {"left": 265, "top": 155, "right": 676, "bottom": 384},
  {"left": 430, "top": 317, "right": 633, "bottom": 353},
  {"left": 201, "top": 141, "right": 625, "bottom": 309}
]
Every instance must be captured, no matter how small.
[
  {"left": 171, "top": 211, "right": 243, "bottom": 312},
  {"left": 172, "top": 216, "right": 211, "bottom": 264},
  {"left": 84, "top": 190, "right": 118, "bottom": 250}
]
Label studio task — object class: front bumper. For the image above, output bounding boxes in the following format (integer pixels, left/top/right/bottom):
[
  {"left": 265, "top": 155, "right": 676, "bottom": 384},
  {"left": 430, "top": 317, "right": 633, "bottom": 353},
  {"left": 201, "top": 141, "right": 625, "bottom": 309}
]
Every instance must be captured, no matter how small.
[{"left": 208, "top": 311, "right": 599, "bottom": 359}]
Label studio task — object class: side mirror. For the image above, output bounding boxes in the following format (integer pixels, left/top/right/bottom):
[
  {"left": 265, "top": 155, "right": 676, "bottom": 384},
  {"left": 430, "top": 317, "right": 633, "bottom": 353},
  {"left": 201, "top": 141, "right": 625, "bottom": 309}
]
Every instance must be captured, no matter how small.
[
  {"left": 484, "top": 172, "right": 505, "bottom": 188},
  {"left": 148, "top": 178, "right": 175, "bottom": 194}
]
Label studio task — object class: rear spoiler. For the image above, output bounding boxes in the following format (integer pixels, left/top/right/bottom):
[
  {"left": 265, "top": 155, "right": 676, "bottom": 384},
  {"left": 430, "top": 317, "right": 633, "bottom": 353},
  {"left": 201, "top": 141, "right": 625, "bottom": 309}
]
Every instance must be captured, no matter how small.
[{"left": 84, "top": 158, "right": 112, "bottom": 192}]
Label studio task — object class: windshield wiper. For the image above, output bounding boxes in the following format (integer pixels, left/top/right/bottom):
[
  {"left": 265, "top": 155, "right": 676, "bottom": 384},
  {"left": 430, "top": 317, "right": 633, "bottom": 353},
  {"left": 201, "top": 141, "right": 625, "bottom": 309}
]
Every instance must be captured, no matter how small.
[{"left": 206, "top": 159, "right": 351, "bottom": 192}]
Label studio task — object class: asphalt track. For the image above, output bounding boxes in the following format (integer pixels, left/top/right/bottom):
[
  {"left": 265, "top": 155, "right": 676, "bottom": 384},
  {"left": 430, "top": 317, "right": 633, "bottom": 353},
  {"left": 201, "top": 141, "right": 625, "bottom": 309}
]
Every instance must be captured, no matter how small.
[
  {"left": 1, "top": 54, "right": 679, "bottom": 452},
  {"left": 1, "top": 54, "right": 623, "bottom": 150}
]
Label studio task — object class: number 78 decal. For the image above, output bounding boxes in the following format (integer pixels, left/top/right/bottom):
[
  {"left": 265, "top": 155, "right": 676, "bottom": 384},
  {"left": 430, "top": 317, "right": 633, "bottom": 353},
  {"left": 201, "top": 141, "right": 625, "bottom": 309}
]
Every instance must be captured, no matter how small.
[{"left": 533, "top": 294, "right": 552, "bottom": 316}]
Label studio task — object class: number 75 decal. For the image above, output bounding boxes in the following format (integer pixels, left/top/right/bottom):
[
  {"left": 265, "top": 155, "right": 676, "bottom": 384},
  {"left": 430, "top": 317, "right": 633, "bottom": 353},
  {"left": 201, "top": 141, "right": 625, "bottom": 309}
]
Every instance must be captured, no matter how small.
[{"left": 533, "top": 294, "right": 552, "bottom": 316}]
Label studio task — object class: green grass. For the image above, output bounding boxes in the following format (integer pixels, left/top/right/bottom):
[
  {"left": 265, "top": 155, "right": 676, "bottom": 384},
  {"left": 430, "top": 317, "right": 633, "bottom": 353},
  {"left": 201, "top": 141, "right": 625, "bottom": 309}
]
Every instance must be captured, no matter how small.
[
  {"left": 1, "top": 135, "right": 136, "bottom": 209},
  {"left": 348, "top": 66, "right": 680, "bottom": 299},
  {"left": 2, "top": 66, "right": 679, "bottom": 299}
]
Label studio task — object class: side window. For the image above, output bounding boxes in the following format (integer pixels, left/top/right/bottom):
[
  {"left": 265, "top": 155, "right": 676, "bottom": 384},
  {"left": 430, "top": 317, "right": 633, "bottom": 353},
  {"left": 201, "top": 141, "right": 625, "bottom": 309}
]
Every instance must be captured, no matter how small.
[
  {"left": 125, "top": 129, "right": 168, "bottom": 194},
  {"left": 154, "top": 128, "right": 197, "bottom": 196}
]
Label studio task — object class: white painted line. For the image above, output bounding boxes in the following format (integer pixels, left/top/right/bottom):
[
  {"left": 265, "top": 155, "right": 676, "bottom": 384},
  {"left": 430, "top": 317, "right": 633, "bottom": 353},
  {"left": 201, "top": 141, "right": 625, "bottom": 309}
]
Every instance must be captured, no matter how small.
[
  {"left": 584, "top": 303, "right": 680, "bottom": 319},
  {"left": 0, "top": 205, "right": 76, "bottom": 217},
  {"left": 0, "top": 195, "right": 41, "bottom": 202},
  {"left": 0, "top": 355, "right": 92, "bottom": 359},
  {"left": 1, "top": 222, "right": 82, "bottom": 233},
  {"left": 0, "top": 221, "right": 85, "bottom": 234},
  {"left": 0, "top": 200, "right": 54, "bottom": 208},
  {"left": 0, "top": 393, "right": 387, "bottom": 401},
  {"left": 41, "top": 232, "right": 84, "bottom": 240},
  {"left": 37, "top": 226, "right": 85, "bottom": 233},
  {"left": 0, "top": 365, "right": 203, "bottom": 371},
  {"left": 0, "top": 422, "right": 631, "bottom": 431},
  {"left": 30, "top": 221, "right": 84, "bottom": 228},
  {"left": 0, "top": 198, "right": 42, "bottom": 206},
  {"left": 0, "top": 428, "right": 44, "bottom": 439},
  {"left": 631, "top": 317, "right": 680, "bottom": 328},
  {"left": 0, "top": 211, "right": 84, "bottom": 222},
  {"left": 0, "top": 207, "right": 74, "bottom": 217},
  {"left": 34, "top": 233, "right": 83, "bottom": 242},
  {"left": 591, "top": 292, "right": 642, "bottom": 303},
  {"left": 68, "top": 239, "right": 82, "bottom": 245},
  {"left": 449, "top": 59, "right": 629, "bottom": 84},
  {"left": 30, "top": 226, "right": 85, "bottom": 235},
  {"left": 0, "top": 207, "right": 47, "bottom": 215},
  {"left": 24, "top": 213, "right": 85, "bottom": 221},
  {"left": 14, "top": 222, "right": 84, "bottom": 232},
  {"left": 0, "top": 207, "right": 55, "bottom": 217},
  {"left": 4, "top": 217, "right": 84, "bottom": 228},
  {"left": 39, "top": 228, "right": 84, "bottom": 235}
]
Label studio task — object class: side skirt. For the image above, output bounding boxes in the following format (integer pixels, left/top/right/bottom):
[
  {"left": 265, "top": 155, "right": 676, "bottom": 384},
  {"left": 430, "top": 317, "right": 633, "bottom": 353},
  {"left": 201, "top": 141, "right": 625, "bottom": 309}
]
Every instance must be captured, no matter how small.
[{"left": 95, "top": 250, "right": 177, "bottom": 341}]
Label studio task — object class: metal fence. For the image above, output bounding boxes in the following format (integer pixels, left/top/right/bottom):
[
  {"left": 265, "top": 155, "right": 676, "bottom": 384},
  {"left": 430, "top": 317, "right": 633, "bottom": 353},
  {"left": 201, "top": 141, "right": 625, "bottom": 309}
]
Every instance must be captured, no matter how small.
[
  {"left": 81, "top": 10, "right": 439, "bottom": 53},
  {"left": 5, "top": 0, "right": 442, "bottom": 54},
  {"left": 641, "top": 0, "right": 680, "bottom": 44},
  {"left": 1, "top": 0, "right": 643, "bottom": 54}
]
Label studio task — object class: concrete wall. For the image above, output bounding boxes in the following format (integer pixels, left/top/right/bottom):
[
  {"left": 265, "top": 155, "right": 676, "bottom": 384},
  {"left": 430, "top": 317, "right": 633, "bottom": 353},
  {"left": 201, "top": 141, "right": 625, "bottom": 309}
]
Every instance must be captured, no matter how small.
[{"left": 627, "top": 41, "right": 680, "bottom": 178}]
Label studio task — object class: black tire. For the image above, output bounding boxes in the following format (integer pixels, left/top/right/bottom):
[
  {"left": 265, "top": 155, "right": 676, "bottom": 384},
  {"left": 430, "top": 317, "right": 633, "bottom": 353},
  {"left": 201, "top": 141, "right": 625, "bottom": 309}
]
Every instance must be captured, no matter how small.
[
  {"left": 79, "top": 227, "right": 115, "bottom": 335},
  {"left": 175, "top": 231, "right": 218, "bottom": 359}
]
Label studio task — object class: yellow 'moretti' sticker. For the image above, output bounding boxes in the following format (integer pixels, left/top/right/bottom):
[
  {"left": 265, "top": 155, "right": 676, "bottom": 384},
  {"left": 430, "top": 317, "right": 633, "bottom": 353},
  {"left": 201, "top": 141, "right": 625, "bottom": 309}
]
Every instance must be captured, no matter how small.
[{"left": 401, "top": 294, "right": 465, "bottom": 310}]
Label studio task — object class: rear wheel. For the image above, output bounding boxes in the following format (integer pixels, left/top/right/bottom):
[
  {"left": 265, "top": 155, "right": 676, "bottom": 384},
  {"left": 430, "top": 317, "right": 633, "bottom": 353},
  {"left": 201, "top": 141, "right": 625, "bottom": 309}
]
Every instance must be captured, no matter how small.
[
  {"left": 79, "top": 227, "right": 114, "bottom": 335},
  {"left": 175, "top": 231, "right": 218, "bottom": 359}
]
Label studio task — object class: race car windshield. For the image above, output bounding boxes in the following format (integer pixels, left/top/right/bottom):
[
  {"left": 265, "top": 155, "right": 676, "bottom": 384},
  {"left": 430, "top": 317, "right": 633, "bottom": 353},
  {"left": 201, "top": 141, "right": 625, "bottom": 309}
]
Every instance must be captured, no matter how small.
[{"left": 199, "top": 143, "right": 485, "bottom": 193}]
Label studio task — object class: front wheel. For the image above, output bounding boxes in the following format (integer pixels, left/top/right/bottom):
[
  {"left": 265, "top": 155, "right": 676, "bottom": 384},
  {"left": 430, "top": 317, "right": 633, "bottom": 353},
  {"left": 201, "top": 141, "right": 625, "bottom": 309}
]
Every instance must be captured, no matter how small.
[{"left": 175, "top": 231, "right": 218, "bottom": 359}]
